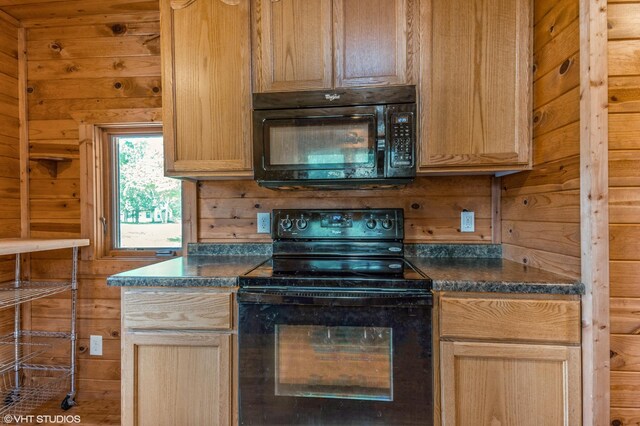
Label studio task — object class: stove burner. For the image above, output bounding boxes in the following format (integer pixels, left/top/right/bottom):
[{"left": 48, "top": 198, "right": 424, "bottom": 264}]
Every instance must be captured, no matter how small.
[{"left": 240, "top": 209, "right": 431, "bottom": 291}]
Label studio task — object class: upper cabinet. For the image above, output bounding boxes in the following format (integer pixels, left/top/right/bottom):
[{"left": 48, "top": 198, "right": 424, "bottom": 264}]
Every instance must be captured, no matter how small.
[
  {"left": 418, "top": 0, "right": 532, "bottom": 173},
  {"left": 252, "top": 0, "right": 333, "bottom": 92},
  {"left": 252, "top": 0, "right": 417, "bottom": 92},
  {"left": 161, "top": 0, "right": 253, "bottom": 178}
]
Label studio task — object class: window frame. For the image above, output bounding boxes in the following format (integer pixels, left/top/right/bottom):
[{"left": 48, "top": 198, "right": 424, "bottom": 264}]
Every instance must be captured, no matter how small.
[
  {"left": 99, "top": 126, "right": 182, "bottom": 257},
  {"left": 80, "top": 123, "right": 186, "bottom": 260}
]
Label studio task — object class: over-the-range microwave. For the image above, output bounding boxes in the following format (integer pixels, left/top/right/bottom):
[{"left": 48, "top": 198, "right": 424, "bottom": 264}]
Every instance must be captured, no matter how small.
[{"left": 252, "top": 86, "right": 417, "bottom": 190}]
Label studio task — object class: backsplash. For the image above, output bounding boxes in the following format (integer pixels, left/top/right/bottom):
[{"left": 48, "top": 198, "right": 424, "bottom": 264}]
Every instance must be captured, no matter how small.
[
  {"left": 187, "top": 243, "right": 501, "bottom": 258},
  {"left": 196, "top": 176, "right": 495, "bottom": 243}
]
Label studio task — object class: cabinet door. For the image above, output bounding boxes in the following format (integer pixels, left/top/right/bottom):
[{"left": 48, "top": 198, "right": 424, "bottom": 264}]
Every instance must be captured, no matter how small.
[
  {"left": 440, "top": 341, "right": 581, "bottom": 426},
  {"left": 252, "top": 0, "right": 333, "bottom": 92},
  {"left": 419, "top": 0, "right": 531, "bottom": 172},
  {"left": 122, "top": 332, "right": 231, "bottom": 426},
  {"left": 161, "top": 0, "right": 252, "bottom": 177},
  {"left": 334, "top": 0, "right": 416, "bottom": 88}
]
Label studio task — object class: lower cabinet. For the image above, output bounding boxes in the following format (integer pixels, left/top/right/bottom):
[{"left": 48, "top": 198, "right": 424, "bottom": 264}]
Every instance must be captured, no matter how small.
[
  {"left": 438, "top": 292, "right": 582, "bottom": 426},
  {"left": 440, "top": 341, "right": 581, "bottom": 426},
  {"left": 121, "top": 288, "right": 234, "bottom": 426},
  {"left": 122, "top": 332, "right": 231, "bottom": 426}
]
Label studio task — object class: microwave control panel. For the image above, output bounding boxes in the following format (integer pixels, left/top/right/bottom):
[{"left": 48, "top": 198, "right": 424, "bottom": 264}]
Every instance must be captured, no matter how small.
[{"left": 389, "top": 112, "right": 414, "bottom": 168}]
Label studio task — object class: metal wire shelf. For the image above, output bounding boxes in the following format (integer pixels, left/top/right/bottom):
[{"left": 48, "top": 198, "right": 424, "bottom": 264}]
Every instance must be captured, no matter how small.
[
  {"left": 0, "top": 245, "right": 81, "bottom": 414},
  {"left": 0, "top": 369, "right": 71, "bottom": 417},
  {"left": 0, "top": 335, "right": 51, "bottom": 375},
  {"left": 19, "top": 331, "right": 71, "bottom": 340},
  {"left": 0, "top": 281, "right": 72, "bottom": 309}
]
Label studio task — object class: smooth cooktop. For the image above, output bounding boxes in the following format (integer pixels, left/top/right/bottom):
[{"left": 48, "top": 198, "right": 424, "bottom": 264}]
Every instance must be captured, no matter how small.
[{"left": 240, "top": 256, "right": 432, "bottom": 290}]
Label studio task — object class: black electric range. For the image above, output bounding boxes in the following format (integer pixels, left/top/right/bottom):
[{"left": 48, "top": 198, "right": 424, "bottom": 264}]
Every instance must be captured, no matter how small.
[
  {"left": 238, "top": 209, "right": 433, "bottom": 425},
  {"left": 240, "top": 208, "right": 431, "bottom": 291}
]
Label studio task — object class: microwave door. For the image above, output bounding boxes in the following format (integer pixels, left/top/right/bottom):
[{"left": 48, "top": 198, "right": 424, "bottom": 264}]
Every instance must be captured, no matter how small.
[{"left": 260, "top": 112, "right": 379, "bottom": 180}]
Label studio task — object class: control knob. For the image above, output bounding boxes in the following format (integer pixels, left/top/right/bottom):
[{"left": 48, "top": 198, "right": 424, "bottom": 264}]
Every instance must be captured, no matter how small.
[
  {"left": 296, "top": 218, "right": 308, "bottom": 230},
  {"left": 381, "top": 218, "right": 393, "bottom": 230},
  {"left": 366, "top": 219, "right": 377, "bottom": 229},
  {"left": 281, "top": 218, "right": 293, "bottom": 230}
]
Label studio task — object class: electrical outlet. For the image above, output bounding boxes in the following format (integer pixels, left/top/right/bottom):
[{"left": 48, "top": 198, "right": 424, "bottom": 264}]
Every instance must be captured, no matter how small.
[
  {"left": 90, "top": 335, "right": 102, "bottom": 356},
  {"left": 257, "top": 212, "right": 271, "bottom": 234},
  {"left": 461, "top": 210, "right": 475, "bottom": 233}
]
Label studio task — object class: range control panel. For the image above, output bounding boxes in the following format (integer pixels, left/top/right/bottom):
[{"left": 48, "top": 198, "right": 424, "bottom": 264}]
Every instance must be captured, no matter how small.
[{"left": 272, "top": 209, "right": 404, "bottom": 240}]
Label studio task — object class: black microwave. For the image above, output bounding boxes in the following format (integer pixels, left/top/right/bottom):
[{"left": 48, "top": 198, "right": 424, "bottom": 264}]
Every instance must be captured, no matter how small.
[{"left": 252, "top": 86, "right": 417, "bottom": 189}]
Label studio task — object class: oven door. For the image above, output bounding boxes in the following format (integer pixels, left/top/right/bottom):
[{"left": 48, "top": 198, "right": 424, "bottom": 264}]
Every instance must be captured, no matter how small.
[
  {"left": 238, "top": 289, "right": 433, "bottom": 426},
  {"left": 253, "top": 106, "right": 384, "bottom": 183}
]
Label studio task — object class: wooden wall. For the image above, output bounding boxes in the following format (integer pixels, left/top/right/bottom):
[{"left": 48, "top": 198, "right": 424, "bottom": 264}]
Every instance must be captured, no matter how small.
[
  {"left": 0, "top": 12, "right": 20, "bottom": 261},
  {"left": 500, "top": 0, "right": 581, "bottom": 279},
  {"left": 23, "top": 12, "right": 162, "bottom": 401},
  {"left": 197, "top": 177, "right": 494, "bottom": 243},
  {"left": 0, "top": 12, "right": 20, "bottom": 330},
  {"left": 13, "top": 6, "right": 497, "bottom": 405},
  {"left": 608, "top": 0, "right": 640, "bottom": 421}
]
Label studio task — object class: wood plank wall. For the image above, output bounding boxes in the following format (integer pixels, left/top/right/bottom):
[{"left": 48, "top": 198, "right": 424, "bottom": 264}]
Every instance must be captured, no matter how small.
[
  {"left": 608, "top": 0, "right": 640, "bottom": 422},
  {"left": 197, "top": 177, "right": 493, "bottom": 243},
  {"left": 500, "top": 0, "right": 581, "bottom": 279},
  {"left": 15, "top": 7, "right": 496, "bottom": 404},
  {"left": 23, "top": 12, "right": 162, "bottom": 401},
  {"left": 0, "top": 13, "right": 20, "bottom": 334}
]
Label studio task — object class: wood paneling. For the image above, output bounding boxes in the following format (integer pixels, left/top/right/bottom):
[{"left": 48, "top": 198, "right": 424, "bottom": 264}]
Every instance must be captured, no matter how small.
[
  {"left": 609, "top": 0, "right": 640, "bottom": 416},
  {"left": 23, "top": 15, "right": 163, "bottom": 403},
  {"left": 502, "top": 0, "right": 581, "bottom": 279},
  {"left": 0, "top": 0, "right": 158, "bottom": 21},
  {"left": 197, "top": 176, "right": 494, "bottom": 243},
  {"left": 0, "top": 10, "right": 19, "bottom": 334}
]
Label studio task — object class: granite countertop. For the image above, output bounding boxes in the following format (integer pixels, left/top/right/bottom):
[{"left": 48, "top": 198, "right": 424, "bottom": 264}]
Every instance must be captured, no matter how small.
[
  {"left": 107, "top": 243, "right": 584, "bottom": 295},
  {"left": 408, "top": 257, "right": 584, "bottom": 295},
  {"left": 106, "top": 255, "right": 268, "bottom": 287}
]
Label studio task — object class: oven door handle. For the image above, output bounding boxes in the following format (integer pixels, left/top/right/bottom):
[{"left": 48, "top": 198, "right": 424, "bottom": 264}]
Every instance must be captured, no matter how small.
[{"left": 237, "top": 289, "right": 432, "bottom": 307}]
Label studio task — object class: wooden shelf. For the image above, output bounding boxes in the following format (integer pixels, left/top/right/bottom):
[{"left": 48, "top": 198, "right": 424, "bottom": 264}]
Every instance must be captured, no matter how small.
[
  {"left": 0, "top": 238, "right": 90, "bottom": 256},
  {"left": 30, "top": 156, "right": 72, "bottom": 178}
]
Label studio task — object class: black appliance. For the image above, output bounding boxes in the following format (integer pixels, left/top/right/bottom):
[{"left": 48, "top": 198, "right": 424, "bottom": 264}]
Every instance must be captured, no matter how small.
[
  {"left": 252, "top": 86, "right": 417, "bottom": 189},
  {"left": 238, "top": 209, "right": 433, "bottom": 425}
]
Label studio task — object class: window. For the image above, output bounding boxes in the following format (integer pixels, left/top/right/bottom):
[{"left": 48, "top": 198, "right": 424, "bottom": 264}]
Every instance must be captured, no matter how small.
[{"left": 100, "top": 127, "right": 182, "bottom": 256}]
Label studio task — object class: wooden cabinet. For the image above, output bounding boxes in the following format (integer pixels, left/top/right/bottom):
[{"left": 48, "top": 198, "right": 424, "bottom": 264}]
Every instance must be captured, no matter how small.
[
  {"left": 252, "top": 0, "right": 333, "bottom": 92},
  {"left": 122, "top": 332, "right": 231, "bottom": 426},
  {"left": 161, "top": 0, "right": 252, "bottom": 177},
  {"left": 418, "top": 0, "right": 532, "bottom": 173},
  {"left": 121, "top": 288, "right": 234, "bottom": 426},
  {"left": 252, "top": 0, "right": 416, "bottom": 92},
  {"left": 437, "top": 293, "right": 581, "bottom": 426},
  {"left": 440, "top": 341, "right": 581, "bottom": 426}
]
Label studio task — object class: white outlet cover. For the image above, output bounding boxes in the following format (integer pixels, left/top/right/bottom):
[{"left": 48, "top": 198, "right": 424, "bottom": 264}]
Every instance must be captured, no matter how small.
[
  {"left": 90, "top": 335, "right": 103, "bottom": 356},
  {"left": 461, "top": 211, "right": 475, "bottom": 233},
  {"left": 257, "top": 212, "right": 271, "bottom": 234}
]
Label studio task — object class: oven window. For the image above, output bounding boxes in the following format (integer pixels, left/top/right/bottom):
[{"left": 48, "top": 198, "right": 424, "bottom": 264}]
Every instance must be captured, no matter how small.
[
  {"left": 265, "top": 117, "right": 375, "bottom": 168},
  {"left": 275, "top": 325, "right": 393, "bottom": 401}
]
